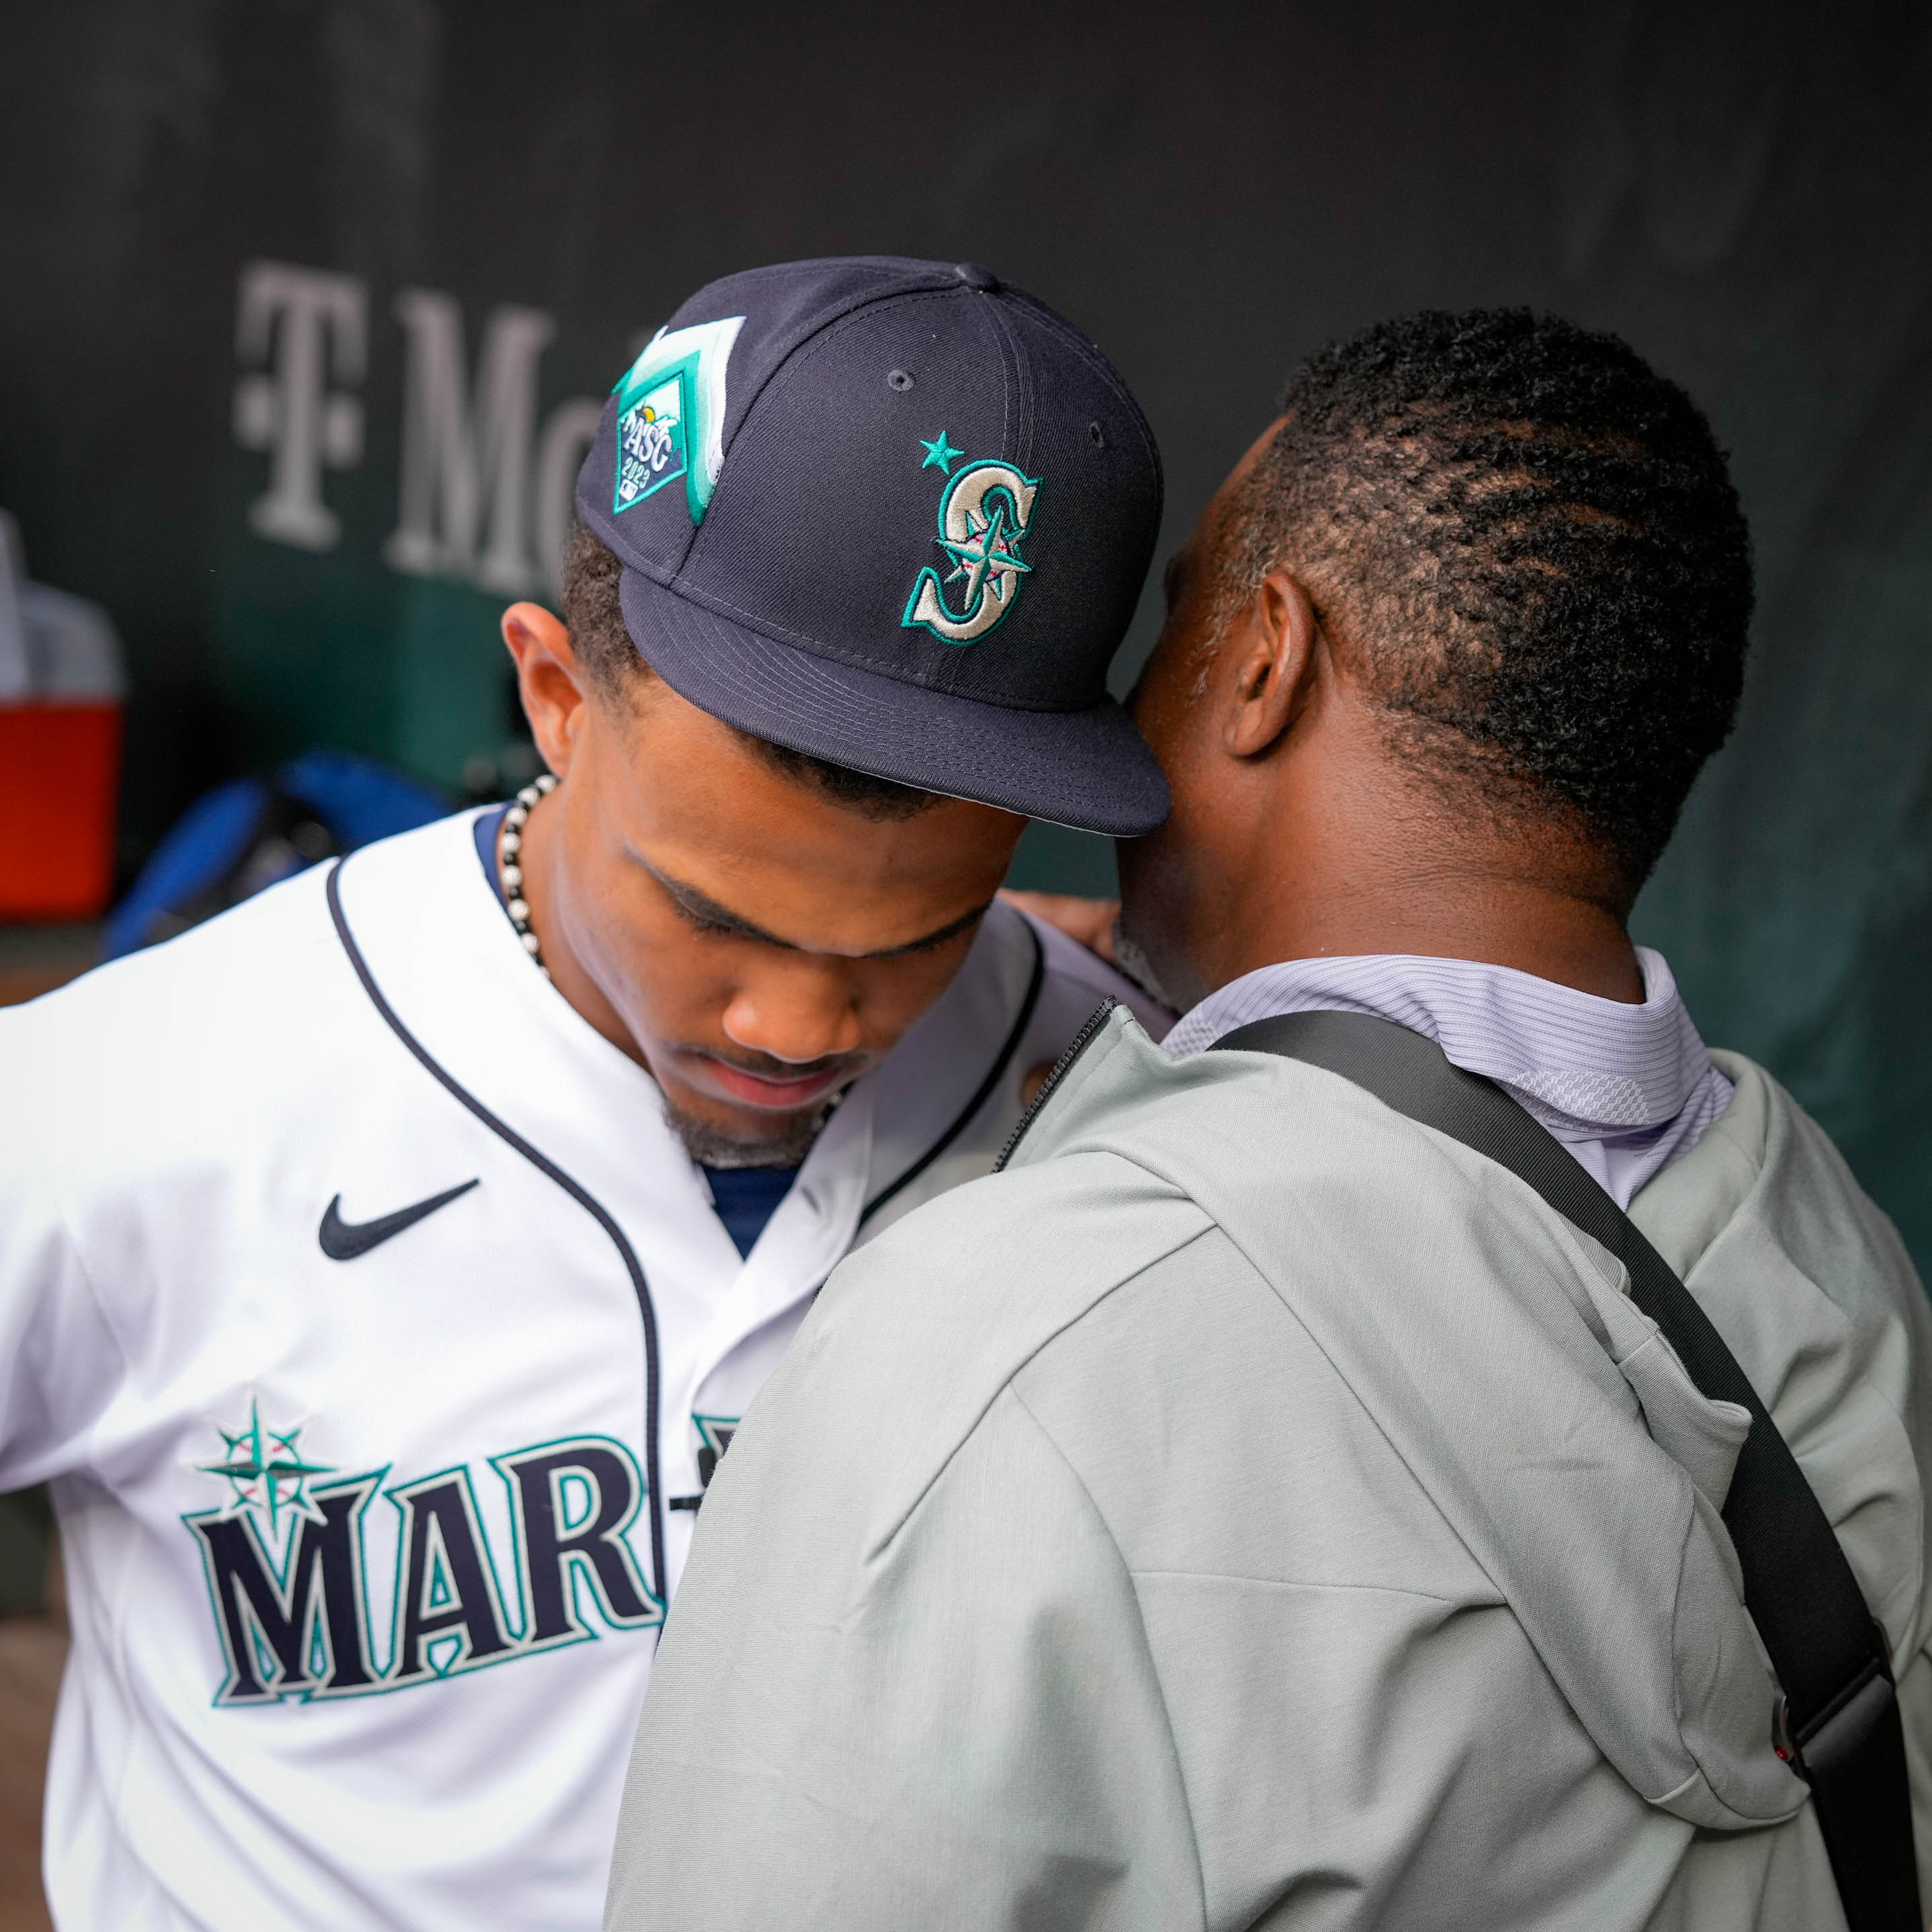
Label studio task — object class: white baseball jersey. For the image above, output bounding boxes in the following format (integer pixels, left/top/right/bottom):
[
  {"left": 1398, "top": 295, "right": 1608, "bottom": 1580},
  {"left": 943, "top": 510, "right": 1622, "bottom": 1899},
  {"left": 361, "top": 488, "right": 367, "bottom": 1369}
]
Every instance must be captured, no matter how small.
[{"left": 0, "top": 808, "right": 1161, "bottom": 1931}]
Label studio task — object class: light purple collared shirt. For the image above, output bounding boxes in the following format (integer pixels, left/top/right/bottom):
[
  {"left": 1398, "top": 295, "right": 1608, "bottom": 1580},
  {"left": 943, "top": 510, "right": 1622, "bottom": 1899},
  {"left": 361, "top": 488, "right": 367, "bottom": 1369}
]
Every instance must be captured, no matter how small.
[{"left": 1161, "top": 949, "right": 1731, "bottom": 1209}]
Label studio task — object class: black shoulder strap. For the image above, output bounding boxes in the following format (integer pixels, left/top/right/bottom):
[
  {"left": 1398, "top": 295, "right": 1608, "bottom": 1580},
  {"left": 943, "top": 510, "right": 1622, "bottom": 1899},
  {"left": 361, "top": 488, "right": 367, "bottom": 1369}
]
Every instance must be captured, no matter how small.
[{"left": 1212, "top": 1008, "right": 1920, "bottom": 1931}]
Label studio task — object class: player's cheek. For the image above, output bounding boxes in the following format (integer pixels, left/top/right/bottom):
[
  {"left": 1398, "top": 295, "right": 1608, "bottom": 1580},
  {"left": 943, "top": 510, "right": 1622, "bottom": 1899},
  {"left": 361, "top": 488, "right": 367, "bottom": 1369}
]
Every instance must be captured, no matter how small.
[
  {"left": 857, "top": 945, "right": 976, "bottom": 1046},
  {"left": 588, "top": 881, "right": 718, "bottom": 1033}
]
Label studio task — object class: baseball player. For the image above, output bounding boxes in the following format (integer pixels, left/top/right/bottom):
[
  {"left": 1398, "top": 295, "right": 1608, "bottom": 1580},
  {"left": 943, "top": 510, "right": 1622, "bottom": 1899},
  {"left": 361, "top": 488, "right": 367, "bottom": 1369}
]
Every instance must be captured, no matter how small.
[{"left": 0, "top": 256, "right": 1167, "bottom": 1929}]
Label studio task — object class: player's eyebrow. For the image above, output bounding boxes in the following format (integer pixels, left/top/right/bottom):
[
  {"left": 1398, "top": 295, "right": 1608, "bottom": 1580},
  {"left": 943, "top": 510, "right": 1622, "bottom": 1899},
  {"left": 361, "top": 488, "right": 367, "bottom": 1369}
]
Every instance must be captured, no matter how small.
[{"left": 637, "top": 855, "right": 991, "bottom": 959}]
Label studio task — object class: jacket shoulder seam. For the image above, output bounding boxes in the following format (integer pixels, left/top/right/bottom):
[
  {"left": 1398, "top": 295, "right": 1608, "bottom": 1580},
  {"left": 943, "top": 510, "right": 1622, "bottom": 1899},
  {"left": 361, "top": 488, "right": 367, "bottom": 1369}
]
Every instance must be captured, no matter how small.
[{"left": 1126, "top": 1568, "right": 1464, "bottom": 1606}]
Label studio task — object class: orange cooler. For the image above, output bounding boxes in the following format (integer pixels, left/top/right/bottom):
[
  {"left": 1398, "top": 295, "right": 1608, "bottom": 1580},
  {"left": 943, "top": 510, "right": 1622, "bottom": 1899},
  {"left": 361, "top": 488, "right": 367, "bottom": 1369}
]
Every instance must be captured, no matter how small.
[{"left": 0, "top": 702, "right": 123, "bottom": 918}]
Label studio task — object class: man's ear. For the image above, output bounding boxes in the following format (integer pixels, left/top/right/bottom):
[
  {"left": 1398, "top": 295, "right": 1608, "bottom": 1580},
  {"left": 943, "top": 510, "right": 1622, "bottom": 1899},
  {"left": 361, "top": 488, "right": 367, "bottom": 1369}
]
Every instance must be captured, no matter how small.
[
  {"left": 501, "top": 602, "right": 588, "bottom": 777},
  {"left": 1222, "top": 570, "right": 1322, "bottom": 759}
]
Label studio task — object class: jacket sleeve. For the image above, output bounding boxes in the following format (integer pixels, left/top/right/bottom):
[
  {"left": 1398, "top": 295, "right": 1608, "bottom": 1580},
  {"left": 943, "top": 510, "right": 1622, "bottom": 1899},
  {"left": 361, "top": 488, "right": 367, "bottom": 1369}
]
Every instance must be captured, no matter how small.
[
  {"left": 603, "top": 1376, "right": 1205, "bottom": 1931},
  {"left": 0, "top": 1008, "right": 125, "bottom": 1489}
]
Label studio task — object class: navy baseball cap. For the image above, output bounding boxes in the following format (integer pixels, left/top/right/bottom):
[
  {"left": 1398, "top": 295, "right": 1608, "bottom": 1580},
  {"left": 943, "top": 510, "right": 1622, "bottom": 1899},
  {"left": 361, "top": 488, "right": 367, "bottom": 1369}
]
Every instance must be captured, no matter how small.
[{"left": 574, "top": 256, "right": 1169, "bottom": 835}]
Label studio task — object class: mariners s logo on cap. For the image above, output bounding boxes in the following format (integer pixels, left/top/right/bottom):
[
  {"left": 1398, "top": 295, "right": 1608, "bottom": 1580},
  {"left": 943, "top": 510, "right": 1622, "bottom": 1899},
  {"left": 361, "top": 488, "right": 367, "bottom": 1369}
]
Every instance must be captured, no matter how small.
[
  {"left": 612, "top": 315, "right": 745, "bottom": 525},
  {"left": 901, "top": 434, "right": 1041, "bottom": 647}
]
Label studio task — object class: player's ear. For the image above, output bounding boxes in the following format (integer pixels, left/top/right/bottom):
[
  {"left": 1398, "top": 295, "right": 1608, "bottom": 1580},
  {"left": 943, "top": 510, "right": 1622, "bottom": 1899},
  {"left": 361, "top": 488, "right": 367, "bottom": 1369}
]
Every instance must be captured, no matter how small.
[
  {"left": 502, "top": 603, "right": 588, "bottom": 778},
  {"left": 1222, "top": 570, "right": 1322, "bottom": 759}
]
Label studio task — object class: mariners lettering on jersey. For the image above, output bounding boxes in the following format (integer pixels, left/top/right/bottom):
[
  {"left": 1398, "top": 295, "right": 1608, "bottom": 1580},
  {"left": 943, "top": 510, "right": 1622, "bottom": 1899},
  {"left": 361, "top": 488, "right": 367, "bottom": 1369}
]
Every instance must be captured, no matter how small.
[{"left": 183, "top": 1403, "right": 659, "bottom": 1708}]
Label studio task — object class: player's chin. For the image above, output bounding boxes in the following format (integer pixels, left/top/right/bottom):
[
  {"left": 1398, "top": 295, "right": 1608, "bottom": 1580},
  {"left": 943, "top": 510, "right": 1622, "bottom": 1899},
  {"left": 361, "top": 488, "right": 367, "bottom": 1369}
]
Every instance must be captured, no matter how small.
[
  {"left": 663, "top": 1040, "right": 863, "bottom": 1110},
  {"left": 655, "top": 1078, "right": 845, "bottom": 1170}
]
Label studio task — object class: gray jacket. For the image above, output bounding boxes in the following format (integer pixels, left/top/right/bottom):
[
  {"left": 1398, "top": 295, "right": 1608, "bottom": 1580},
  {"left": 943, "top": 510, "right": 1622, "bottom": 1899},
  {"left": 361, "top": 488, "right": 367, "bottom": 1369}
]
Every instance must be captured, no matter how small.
[{"left": 607, "top": 1008, "right": 1932, "bottom": 1929}]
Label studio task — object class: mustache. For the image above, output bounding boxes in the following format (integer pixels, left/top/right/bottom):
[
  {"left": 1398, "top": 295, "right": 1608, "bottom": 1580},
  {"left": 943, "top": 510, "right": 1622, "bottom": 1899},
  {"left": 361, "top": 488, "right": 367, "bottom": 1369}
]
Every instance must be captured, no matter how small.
[{"left": 669, "top": 1041, "right": 871, "bottom": 1086}]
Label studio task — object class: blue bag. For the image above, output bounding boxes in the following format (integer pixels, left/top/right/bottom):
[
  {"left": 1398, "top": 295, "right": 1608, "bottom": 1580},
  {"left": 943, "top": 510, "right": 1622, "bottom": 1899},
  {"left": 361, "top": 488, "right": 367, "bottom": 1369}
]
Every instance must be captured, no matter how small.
[{"left": 104, "top": 751, "right": 449, "bottom": 959}]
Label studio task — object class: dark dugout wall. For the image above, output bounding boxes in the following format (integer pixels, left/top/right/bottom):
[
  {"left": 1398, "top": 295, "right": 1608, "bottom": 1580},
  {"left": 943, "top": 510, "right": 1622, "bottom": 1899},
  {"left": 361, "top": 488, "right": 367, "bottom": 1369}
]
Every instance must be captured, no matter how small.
[{"left": 4, "top": 1, "right": 1932, "bottom": 1267}]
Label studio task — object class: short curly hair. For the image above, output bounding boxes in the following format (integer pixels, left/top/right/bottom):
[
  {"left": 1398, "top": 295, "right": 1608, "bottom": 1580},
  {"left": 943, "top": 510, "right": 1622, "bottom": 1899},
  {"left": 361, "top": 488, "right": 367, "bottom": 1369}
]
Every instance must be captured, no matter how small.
[
  {"left": 557, "top": 525, "right": 940, "bottom": 822},
  {"left": 1219, "top": 309, "right": 1752, "bottom": 901}
]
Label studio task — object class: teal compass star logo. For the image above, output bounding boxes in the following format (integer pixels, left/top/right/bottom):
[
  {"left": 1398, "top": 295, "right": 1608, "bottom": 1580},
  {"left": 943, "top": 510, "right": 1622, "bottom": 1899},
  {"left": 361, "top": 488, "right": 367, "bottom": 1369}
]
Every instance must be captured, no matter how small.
[
  {"left": 200, "top": 1398, "right": 335, "bottom": 1540},
  {"left": 938, "top": 497, "right": 1030, "bottom": 612}
]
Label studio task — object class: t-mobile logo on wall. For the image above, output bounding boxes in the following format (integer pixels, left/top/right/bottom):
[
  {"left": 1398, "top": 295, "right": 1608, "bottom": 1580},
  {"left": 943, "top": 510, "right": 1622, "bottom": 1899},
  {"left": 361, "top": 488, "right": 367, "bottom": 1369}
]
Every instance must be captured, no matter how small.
[{"left": 231, "top": 260, "right": 610, "bottom": 596}]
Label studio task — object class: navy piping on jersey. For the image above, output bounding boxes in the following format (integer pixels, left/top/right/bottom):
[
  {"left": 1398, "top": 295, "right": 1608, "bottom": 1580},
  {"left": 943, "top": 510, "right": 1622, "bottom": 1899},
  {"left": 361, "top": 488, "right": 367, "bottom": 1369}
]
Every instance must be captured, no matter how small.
[
  {"left": 857, "top": 920, "right": 1046, "bottom": 1228},
  {"left": 473, "top": 801, "right": 513, "bottom": 912},
  {"left": 324, "top": 857, "right": 669, "bottom": 1624}
]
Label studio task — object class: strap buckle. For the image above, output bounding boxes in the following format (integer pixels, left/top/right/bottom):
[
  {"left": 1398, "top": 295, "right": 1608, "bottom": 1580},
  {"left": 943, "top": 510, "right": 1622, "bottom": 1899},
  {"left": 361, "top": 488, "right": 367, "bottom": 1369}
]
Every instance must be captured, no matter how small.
[{"left": 1791, "top": 1653, "right": 1898, "bottom": 1783}]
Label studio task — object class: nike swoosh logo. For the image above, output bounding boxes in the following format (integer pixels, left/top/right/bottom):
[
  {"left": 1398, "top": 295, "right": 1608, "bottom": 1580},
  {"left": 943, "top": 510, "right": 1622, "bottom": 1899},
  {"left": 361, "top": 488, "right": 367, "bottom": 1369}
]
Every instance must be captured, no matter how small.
[{"left": 318, "top": 1179, "right": 480, "bottom": 1260}]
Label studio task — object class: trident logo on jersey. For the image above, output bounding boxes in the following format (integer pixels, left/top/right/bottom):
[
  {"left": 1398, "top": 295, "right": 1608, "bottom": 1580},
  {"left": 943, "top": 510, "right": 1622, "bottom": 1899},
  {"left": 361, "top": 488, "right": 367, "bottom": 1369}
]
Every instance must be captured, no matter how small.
[{"left": 902, "top": 434, "right": 1042, "bottom": 646}]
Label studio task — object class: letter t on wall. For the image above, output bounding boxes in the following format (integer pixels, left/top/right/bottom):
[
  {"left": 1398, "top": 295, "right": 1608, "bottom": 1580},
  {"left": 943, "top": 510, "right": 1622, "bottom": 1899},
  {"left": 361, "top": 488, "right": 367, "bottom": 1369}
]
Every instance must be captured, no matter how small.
[{"left": 233, "top": 262, "right": 368, "bottom": 551}]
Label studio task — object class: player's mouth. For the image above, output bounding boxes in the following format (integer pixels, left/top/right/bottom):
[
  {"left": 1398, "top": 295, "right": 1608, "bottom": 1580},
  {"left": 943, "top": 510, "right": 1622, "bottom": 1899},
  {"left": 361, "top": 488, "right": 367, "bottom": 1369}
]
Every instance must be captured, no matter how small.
[{"left": 676, "top": 1046, "right": 867, "bottom": 1112}]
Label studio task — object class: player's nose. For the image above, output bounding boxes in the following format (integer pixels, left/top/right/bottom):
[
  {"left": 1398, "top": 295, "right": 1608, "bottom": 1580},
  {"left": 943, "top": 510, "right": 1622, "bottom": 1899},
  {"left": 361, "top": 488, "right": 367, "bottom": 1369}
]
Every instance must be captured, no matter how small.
[{"left": 719, "top": 967, "right": 864, "bottom": 1065}]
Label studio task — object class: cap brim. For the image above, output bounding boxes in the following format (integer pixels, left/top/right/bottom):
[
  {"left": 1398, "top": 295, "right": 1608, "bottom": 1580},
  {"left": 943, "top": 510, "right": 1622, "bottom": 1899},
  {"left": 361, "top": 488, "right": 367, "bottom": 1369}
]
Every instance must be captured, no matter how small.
[{"left": 618, "top": 570, "right": 1171, "bottom": 836}]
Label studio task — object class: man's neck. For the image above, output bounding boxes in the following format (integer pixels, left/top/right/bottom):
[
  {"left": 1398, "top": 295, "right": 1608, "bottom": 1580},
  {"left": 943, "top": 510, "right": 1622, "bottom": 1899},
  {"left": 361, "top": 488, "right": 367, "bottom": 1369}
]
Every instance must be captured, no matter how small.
[
  {"left": 1223, "top": 869, "right": 1644, "bottom": 1004},
  {"left": 1195, "top": 757, "right": 1646, "bottom": 1006}
]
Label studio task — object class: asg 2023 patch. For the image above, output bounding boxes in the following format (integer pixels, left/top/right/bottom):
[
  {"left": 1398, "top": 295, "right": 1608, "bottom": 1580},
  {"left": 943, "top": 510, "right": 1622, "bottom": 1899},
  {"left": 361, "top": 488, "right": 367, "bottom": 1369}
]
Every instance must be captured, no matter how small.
[
  {"left": 616, "top": 379, "right": 686, "bottom": 511},
  {"left": 611, "top": 314, "right": 745, "bottom": 526}
]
